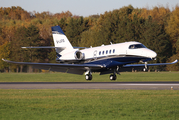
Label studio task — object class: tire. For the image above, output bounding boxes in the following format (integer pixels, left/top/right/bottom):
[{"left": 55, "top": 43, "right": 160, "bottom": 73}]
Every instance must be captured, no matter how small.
[
  {"left": 110, "top": 74, "right": 117, "bottom": 80},
  {"left": 85, "top": 74, "right": 92, "bottom": 80}
]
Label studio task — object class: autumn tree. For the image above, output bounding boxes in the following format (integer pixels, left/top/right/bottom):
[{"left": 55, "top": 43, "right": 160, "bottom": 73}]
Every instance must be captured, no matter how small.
[
  {"left": 10, "top": 26, "right": 27, "bottom": 72},
  {"left": 0, "top": 42, "right": 10, "bottom": 72},
  {"left": 1, "top": 5, "right": 179, "bottom": 72},
  {"left": 0, "top": 6, "right": 30, "bottom": 20},
  {"left": 65, "top": 17, "right": 91, "bottom": 46},
  {"left": 140, "top": 17, "right": 172, "bottom": 64},
  {"left": 165, "top": 5, "right": 179, "bottom": 53},
  {"left": 10, "top": 24, "right": 42, "bottom": 72},
  {"left": 53, "top": 11, "right": 72, "bottom": 20}
]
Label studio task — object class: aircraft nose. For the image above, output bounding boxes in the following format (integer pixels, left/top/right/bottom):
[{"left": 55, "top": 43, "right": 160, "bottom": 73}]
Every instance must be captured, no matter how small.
[{"left": 149, "top": 51, "right": 157, "bottom": 59}]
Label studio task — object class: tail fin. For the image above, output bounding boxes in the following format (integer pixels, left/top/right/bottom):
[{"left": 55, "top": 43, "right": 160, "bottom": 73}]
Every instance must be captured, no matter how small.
[{"left": 51, "top": 26, "right": 74, "bottom": 54}]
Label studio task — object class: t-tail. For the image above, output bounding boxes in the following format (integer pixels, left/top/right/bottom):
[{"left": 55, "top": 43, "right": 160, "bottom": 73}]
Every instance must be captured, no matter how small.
[{"left": 51, "top": 26, "right": 74, "bottom": 55}]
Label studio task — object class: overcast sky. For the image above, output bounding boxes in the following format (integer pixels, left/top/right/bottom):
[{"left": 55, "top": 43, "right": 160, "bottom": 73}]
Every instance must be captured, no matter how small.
[{"left": 0, "top": 0, "right": 178, "bottom": 16}]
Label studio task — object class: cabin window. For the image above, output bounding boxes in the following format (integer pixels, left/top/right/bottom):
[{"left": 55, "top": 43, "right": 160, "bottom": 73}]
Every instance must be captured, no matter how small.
[
  {"left": 113, "top": 49, "right": 115, "bottom": 53},
  {"left": 99, "top": 51, "right": 101, "bottom": 55},
  {"left": 109, "top": 50, "right": 111, "bottom": 54},
  {"left": 106, "top": 50, "right": 108, "bottom": 54},
  {"left": 129, "top": 44, "right": 146, "bottom": 49},
  {"left": 102, "top": 51, "right": 105, "bottom": 55}
]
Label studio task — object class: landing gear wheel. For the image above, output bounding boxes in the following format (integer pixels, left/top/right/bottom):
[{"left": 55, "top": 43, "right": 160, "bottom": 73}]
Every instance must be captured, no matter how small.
[
  {"left": 143, "top": 68, "right": 148, "bottom": 72},
  {"left": 110, "top": 74, "right": 117, "bottom": 80},
  {"left": 85, "top": 74, "right": 92, "bottom": 80}
]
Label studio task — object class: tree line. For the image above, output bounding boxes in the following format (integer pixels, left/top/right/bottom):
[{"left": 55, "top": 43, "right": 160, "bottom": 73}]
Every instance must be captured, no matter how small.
[{"left": 0, "top": 5, "right": 179, "bottom": 72}]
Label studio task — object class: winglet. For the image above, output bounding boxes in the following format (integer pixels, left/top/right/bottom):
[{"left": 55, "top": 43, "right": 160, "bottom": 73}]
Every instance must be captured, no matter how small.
[
  {"left": 172, "top": 59, "right": 178, "bottom": 64},
  {"left": 2, "top": 58, "right": 9, "bottom": 62},
  {"left": 1, "top": 58, "right": 10, "bottom": 63}
]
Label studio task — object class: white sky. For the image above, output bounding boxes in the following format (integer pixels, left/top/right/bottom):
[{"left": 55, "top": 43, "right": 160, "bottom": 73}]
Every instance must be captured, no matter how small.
[{"left": 0, "top": 0, "right": 178, "bottom": 16}]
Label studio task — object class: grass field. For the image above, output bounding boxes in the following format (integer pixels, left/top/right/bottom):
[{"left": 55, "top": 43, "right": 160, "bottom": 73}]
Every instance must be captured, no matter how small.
[
  {"left": 0, "top": 72, "right": 179, "bottom": 82},
  {"left": 0, "top": 89, "right": 179, "bottom": 120},
  {"left": 0, "top": 72, "right": 179, "bottom": 120}
]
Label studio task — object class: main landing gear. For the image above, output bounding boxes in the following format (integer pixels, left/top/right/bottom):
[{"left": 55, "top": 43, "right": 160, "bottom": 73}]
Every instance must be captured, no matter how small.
[
  {"left": 109, "top": 74, "right": 117, "bottom": 80},
  {"left": 85, "top": 73, "right": 117, "bottom": 81},
  {"left": 85, "top": 74, "right": 92, "bottom": 80},
  {"left": 85, "top": 71, "right": 92, "bottom": 80},
  {"left": 85, "top": 69, "right": 119, "bottom": 81}
]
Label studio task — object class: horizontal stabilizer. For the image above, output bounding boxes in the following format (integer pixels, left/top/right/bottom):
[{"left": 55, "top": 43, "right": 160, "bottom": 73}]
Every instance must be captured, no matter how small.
[
  {"left": 21, "top": 46, "right": 87, "bottom": 49},
  {"left": 21, "top": 46, "right": 65, "bottom": 50}
]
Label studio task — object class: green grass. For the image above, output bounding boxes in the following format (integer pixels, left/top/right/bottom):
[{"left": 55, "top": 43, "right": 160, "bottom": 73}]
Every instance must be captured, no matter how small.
[
  {"left": 1, "top": 72, "right": 179, "bottom": 119},
  {"left": 0, "top": 72, "right": 179, "bottom": 82},
  {"left": 0, "top": 89, "right": 179, "bottom": 120}
]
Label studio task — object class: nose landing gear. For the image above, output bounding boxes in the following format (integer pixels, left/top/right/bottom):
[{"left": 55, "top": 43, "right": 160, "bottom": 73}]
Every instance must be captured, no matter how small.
[{"left": 143, "top": 62, "right": 148, "bottom": 72}]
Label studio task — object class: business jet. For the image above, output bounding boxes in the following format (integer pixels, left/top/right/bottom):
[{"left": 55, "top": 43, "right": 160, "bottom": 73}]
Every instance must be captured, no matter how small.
[{"left": 2, "top": 26, "right": 178, "bottom": 80}]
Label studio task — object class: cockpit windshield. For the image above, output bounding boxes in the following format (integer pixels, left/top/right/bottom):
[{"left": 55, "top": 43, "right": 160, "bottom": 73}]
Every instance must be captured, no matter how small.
[{"left": 129, "top": 44, "right": 146, "bottom": 49}]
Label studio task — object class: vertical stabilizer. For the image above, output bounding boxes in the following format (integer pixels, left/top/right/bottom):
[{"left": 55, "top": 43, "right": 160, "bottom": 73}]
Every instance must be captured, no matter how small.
[{"left": 51, "top": 26, "right": 74, "bottom": 54}]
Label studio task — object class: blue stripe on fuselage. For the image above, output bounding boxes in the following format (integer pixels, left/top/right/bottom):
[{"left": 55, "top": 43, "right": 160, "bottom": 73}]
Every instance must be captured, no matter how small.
[{"left": 85, "top": 56, "right": 152, "bottom": 68}]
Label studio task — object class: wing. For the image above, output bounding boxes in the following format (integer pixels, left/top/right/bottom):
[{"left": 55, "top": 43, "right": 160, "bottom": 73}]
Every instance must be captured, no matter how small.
[
  {"left": 120, "top": 59, "right": 178, "bottom": 72},
  {"left": 2, "top": 59, "right": 104, "bottom": 75},
  {"left": 124, "top": 59, "right": 178, "bottom": 67}
]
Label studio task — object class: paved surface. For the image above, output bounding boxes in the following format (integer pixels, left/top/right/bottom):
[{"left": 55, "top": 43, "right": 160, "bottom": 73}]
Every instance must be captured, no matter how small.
[{"left": 0, "top": 82, "right": 179, "bottom": 90}]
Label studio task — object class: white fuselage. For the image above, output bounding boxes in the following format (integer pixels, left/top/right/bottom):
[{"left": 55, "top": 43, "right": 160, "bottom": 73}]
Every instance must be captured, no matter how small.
[{"left": 57, "top": 41, "right": 157, "bottom": 63}]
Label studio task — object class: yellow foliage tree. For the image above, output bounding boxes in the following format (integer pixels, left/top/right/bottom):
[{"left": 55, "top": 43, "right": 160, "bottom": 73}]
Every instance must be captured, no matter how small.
[
  {"left": 0, "top": 41, "right": 10, "bottom": 71},
  {"left": 138, "top": 6, "right": 170, "bottom": 24},
  {"left": 166, "top": 53, "right": 179, "bottom": 71},
  {"left": 166, "top": 5, "right": 179, "bottom": 47}
]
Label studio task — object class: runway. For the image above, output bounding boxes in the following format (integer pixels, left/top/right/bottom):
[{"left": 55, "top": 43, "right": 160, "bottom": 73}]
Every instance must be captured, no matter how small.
[{"left": 0, "top": 82, "right": 179, "bottom": 90}]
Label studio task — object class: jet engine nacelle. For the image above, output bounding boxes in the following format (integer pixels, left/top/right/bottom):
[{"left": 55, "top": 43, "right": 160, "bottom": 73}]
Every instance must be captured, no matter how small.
[
  {"left": 58, "top": 50, "right": 85, "bottom": 61},
  {"left": 74, "top": 51, "right": 85, "bottom": 60}
]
